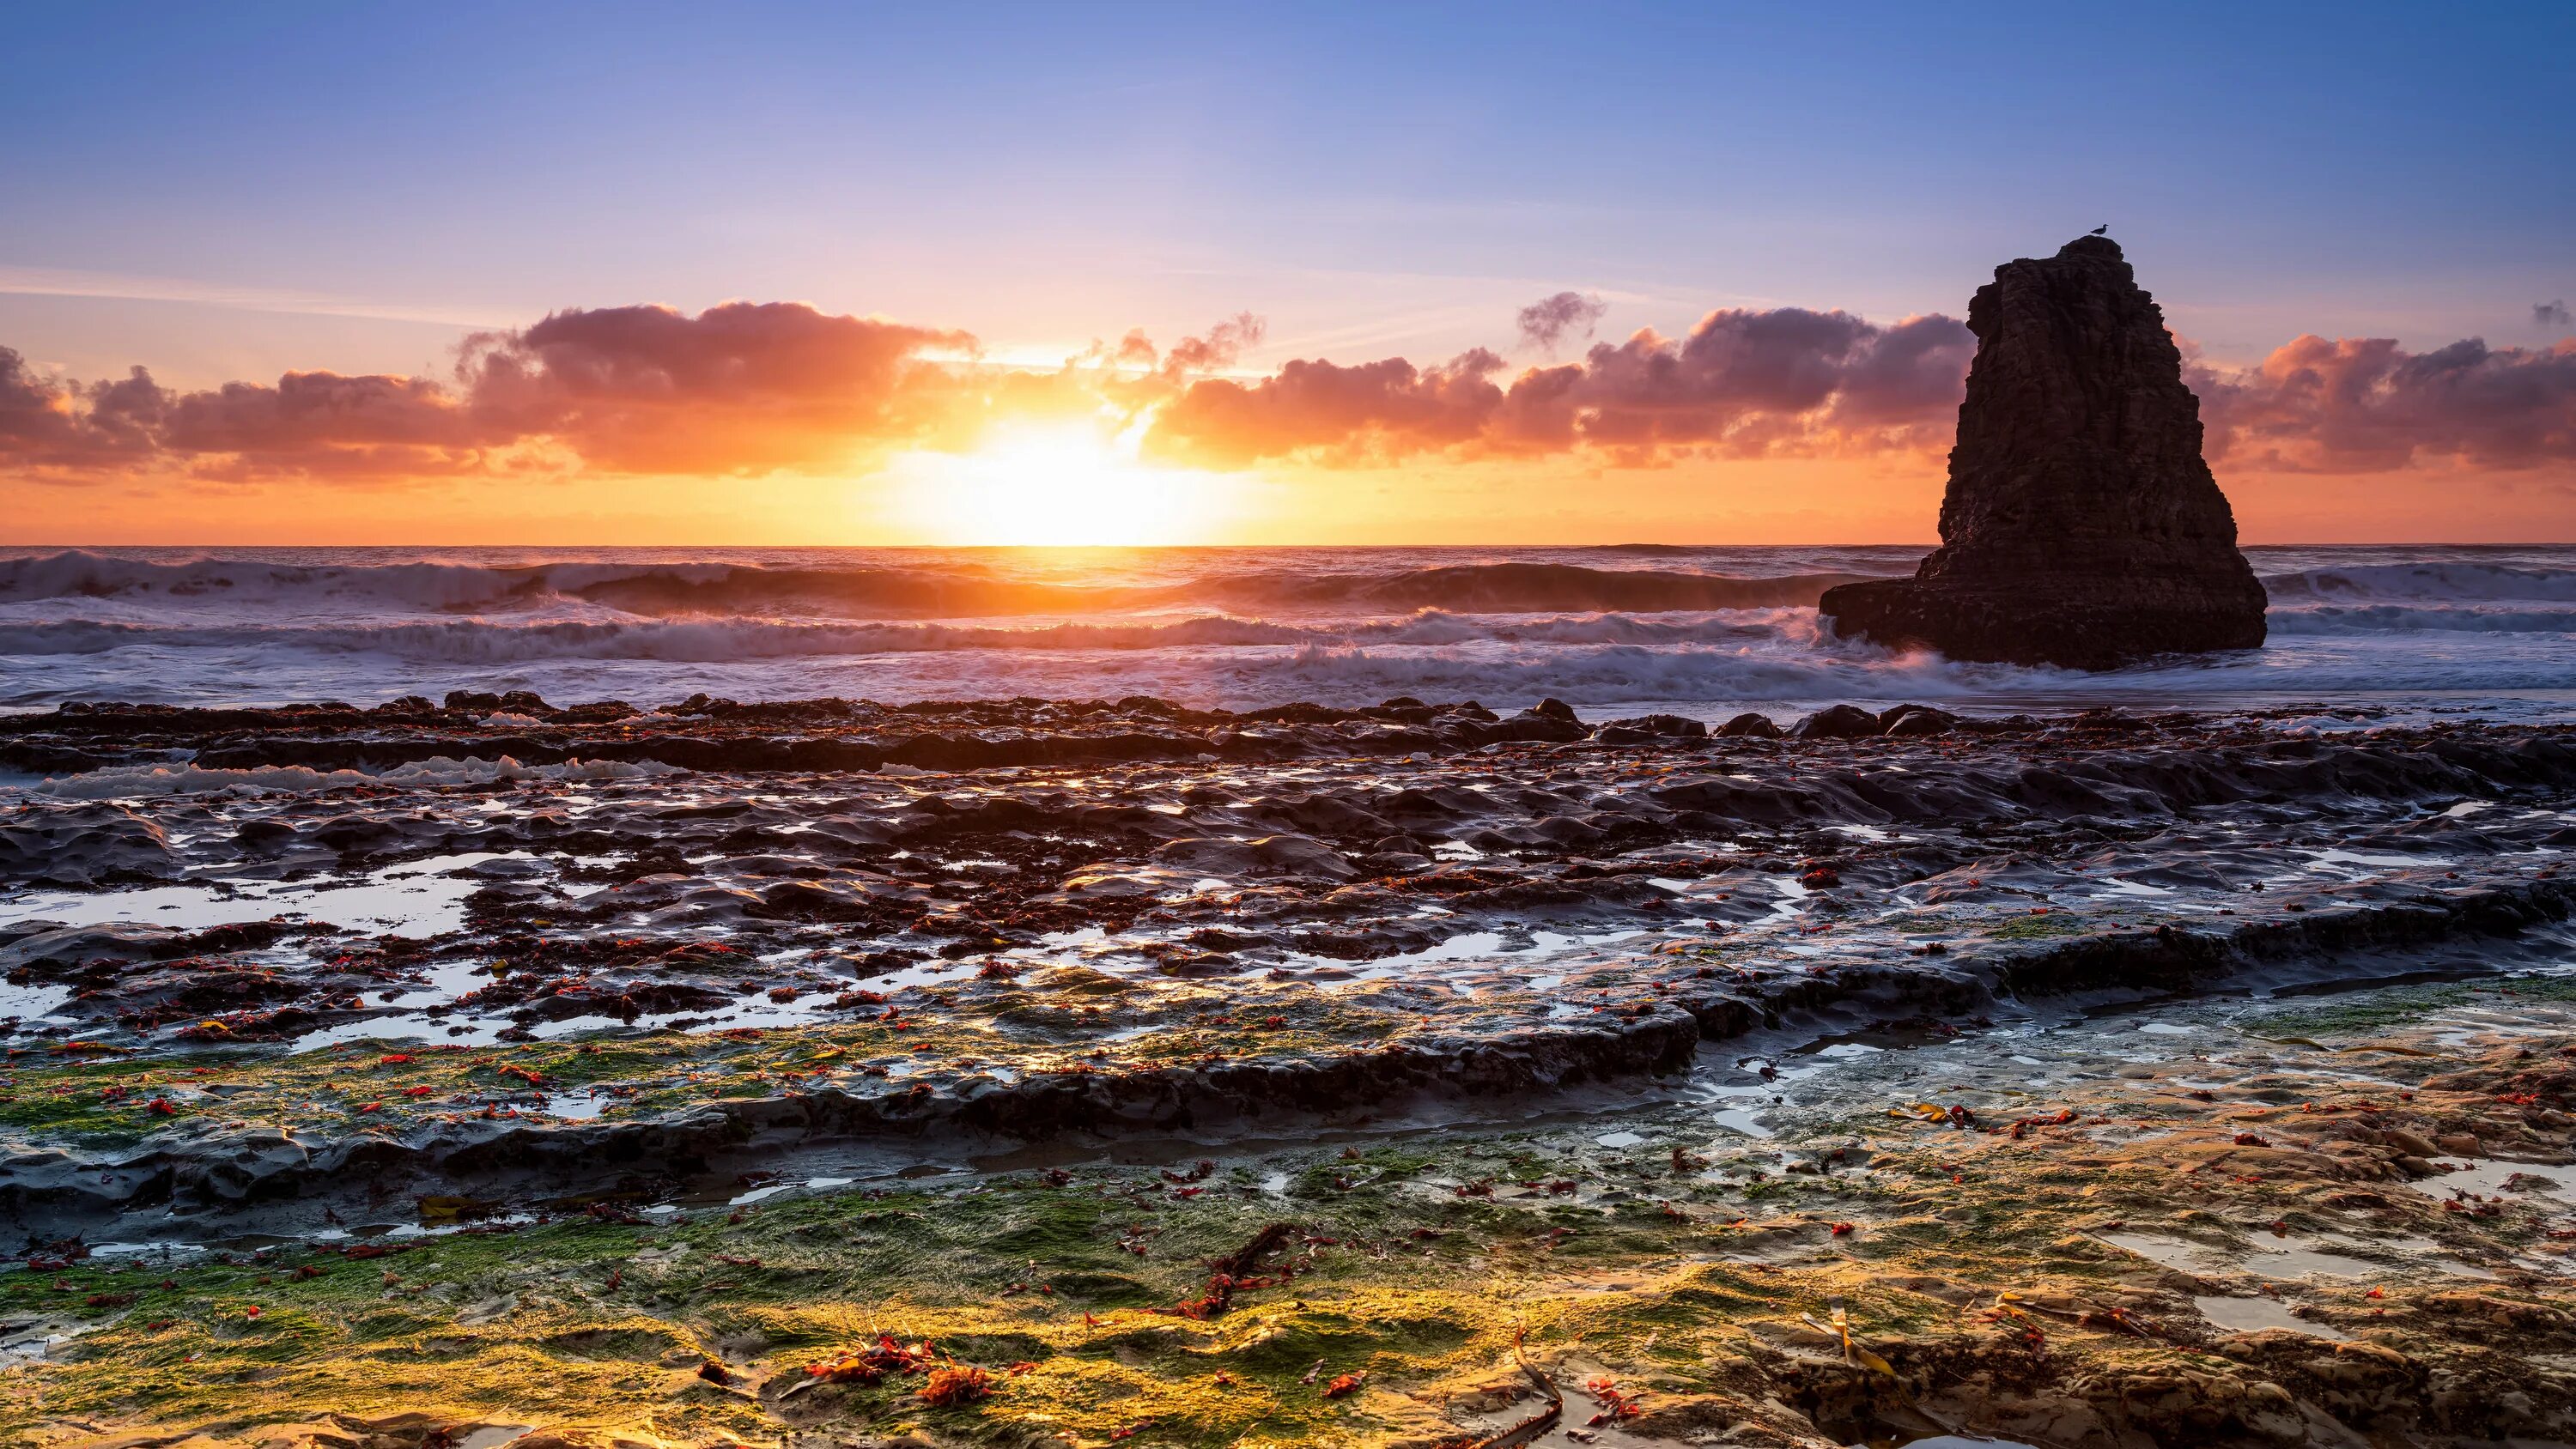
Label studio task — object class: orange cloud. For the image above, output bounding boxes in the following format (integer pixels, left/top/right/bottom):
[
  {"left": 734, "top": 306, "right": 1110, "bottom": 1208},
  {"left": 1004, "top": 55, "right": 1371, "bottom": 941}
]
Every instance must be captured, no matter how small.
[
  {"left": 1145, "top": 306, "right": 1977, "bottom": 466},
  {"left": 5, "top": 295, "right": 2572, "bottom": 494},
  {"left": 2191, "top": 334, "right": 2576, "bottom": 473},
  {"left": 157, "top": 372, "right": 492, "bottom": 480},
  {"left": 1145, "top": 350, "right": 1510, "bottom": 466},
  {"left": 2, "top": 349, "right": 166, "bottom": 470},
  {"left": 1150, "top": 308, "right": 2576, "bottom": 482},
  {"left": 458, "top": 301, "right": 974, "bottom": 474},
  {"left": 3, "top": 303, "right": 985, "bottom": 483}
]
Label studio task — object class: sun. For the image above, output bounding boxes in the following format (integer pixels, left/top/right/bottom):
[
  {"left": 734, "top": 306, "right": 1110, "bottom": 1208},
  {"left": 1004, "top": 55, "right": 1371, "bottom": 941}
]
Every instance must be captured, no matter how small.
[{"left": 882, "top": 419, "right": 1230, "bottom": 546}]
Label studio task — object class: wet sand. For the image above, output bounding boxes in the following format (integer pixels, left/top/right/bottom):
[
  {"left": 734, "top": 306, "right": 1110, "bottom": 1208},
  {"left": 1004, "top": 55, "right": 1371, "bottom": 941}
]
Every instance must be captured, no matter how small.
[{"left": 3, "top": 695, "right": 2574, "bottom": 1446}]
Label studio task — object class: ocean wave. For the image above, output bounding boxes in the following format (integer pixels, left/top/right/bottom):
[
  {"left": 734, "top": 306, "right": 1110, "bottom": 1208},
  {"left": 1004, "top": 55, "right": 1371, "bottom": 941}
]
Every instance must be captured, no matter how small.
[
  {"left": 18, "top": 596, "right": 2567, "bottom": 665},
  {"left": 1300, "top": 563, "right": 1869, "bottom": 613},
  {"left": 1139, "top": 637, "right": 2576, "bottom": 707},
  {"left": 11, "top": 625, "right": 2576, "bottom": 716},
  {"left": 0, "top": 609, "right": 1820, "bottom": 662},
  {"left": 2267, "top": 603, "right": 2576, "bottom": 635},
  {"left": 21, "top": 755, "right": 687, "bottom": 800},
  {"left": 0, "top": 549, "right": 580, "bottom": 612},
  {"left": 1265, "top": 638, "right": 2017, "bottom": 703},
  {"left": 8, "top": 547, "right": 2575, "bottom": 718},
  {"left": 2263, "top": 562, "right": 2576, "bottom": 605},
  {"left": 0, "top": 549, "right": 1872, "bottom": 620}
]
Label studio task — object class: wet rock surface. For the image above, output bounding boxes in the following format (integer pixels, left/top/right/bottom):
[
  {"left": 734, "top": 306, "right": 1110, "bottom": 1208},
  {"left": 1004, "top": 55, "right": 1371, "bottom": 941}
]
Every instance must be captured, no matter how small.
[
  {"left": 0, "top": 696, "right": 2571, "bottom": 1236},
  {"left": 1822, "top": 236, "right": 2269, "bottom": 668},
  {"left": 3, "top": 696, "right": 2576, "bottom": 1445},
  {"left": 9, "top": 973, "right": 2576, "bottom": 1447}
]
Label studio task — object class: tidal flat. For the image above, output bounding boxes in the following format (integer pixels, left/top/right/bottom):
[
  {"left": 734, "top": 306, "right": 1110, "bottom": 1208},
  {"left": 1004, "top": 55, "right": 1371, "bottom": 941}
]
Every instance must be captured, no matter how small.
[{"left": 4, "top": 696, "right": 2576, "bottom": 1446}]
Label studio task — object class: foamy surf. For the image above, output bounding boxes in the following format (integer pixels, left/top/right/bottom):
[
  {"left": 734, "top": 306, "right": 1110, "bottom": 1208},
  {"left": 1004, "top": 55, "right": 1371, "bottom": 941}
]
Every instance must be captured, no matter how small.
[
  {"left": 3, "top": 543, "right": 2573, "bottom": 718},
  {"left": 21, "top": 754, "right": 686, "bottom": 800}
]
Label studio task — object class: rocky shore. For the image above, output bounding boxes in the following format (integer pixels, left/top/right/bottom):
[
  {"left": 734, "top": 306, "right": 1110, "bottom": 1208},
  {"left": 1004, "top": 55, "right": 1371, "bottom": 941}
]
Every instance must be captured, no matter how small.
[{"left": 4, "top": 694, "right": 2574, "bottom": 1445}]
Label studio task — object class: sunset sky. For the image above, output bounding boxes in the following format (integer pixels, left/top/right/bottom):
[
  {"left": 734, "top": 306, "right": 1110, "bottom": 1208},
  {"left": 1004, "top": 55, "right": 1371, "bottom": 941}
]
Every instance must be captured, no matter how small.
[{"left": 4, "top": 1, "right": 2570, "bottom": 545}]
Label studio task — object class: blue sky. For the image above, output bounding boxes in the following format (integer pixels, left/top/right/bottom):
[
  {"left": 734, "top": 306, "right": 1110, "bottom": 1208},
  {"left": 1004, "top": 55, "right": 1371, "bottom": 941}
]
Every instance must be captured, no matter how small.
[{"left": 3, "top": 1, "right": 2567, "bottom": 389}]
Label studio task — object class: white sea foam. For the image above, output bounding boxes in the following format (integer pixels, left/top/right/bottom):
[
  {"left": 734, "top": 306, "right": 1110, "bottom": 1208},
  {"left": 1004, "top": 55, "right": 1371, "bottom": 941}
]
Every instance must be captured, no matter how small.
[
  {"left": 24, "top": 755, "right": 685, "bottom": 800},
  {"left": 2265, "top": 604, "right": 2576, "bottom": 635},
  {"left": 2263, "top": 561, "right": 2576, "bottom": 604},
  {"left": 0, "top": 609, "right": 1810, "bottom": 661}
]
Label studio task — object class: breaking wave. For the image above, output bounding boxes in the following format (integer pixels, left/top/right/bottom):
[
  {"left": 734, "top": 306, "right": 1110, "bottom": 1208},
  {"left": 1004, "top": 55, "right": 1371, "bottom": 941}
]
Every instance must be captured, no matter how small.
[
  {"left": 26, "top": 755, "right": 687, "bottom": 800},
  {"left": 5, "top": 544, "right": 2574, "bottom": 715},
  {"left": 0, "top": 609, "right": 1827, "bottom": 662},
  {"left": 2262, "top": 561, "right": 2576, "bottom": 604},
  {"left": 0, "top": 549, "right": 1868, "bottom": 619},
  {"left": 2266, "top": 604, "right": 2576, "bottom": 635}
]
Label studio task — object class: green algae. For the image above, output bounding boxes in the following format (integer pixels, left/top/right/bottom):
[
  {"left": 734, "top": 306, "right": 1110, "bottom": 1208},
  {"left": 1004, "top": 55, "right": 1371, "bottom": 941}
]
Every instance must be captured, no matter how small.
[
  {"left": 2254, "top": 974, "right": 2576, "bottom": 1039},
  {"left": 0, "top": 997, "right": 1407, "bottom": 1149},
  {"left": 1979, "top": 911, "right": 2098, "bottom": 942},
  {"left": 14, "top": 988, "right": 2576, "bottom": 1447}
]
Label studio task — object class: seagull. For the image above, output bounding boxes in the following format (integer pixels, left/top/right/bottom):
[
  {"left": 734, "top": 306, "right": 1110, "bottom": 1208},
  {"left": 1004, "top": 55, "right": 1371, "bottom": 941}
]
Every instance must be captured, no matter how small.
[{"left": 2090, "top": 224, "right": 2109, "bottom": 235}]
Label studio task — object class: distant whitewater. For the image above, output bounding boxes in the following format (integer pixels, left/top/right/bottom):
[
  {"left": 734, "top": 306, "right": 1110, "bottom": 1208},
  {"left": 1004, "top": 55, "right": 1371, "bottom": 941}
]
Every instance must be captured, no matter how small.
[{"left": 4, "top": 544, "right": 2574, "bottom": 720}]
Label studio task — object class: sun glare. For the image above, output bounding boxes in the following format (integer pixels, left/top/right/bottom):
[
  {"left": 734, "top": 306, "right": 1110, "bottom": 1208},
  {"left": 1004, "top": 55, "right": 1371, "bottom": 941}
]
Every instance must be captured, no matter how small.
[{"left": 884, "top": 420, "right": 1229, "bottom": 546}]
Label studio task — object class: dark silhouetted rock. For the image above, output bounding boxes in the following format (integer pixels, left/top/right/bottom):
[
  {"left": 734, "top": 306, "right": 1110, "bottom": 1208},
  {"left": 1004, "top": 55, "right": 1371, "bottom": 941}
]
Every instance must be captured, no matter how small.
[
  {"left": 1792, "top": 705, "right": 1882, "bottom": 739},
  {"left": 1820, "top": 236, "right": 2267, "bottom": 669},
  {"left": 1883, "top": 712, "right": 1946, "bottom": 737},
  {"left": 1595, "top": 713, "right": 1708, "bottom": 743},
  {"left": 1718, "top": 712, "right": 1784, "bottom": 738},
  {"left": 1880, "top": 704, "right": 1959, "bottom": 737},
  {"left": 1533, "top": 697, "right": 1580, "bottom": 723}
]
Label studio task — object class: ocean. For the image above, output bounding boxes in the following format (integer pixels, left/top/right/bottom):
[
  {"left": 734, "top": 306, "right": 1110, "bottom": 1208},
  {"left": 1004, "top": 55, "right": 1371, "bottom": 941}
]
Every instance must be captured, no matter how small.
[{"left": 5, "top": 543, "right": 2574, "bottom": 719}]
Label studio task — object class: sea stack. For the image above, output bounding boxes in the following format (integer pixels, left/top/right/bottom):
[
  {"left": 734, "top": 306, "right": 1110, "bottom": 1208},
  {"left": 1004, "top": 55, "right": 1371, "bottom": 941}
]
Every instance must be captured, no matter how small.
[{"left": 1819, "top": 236, "right": 2267, "bottom": 669}]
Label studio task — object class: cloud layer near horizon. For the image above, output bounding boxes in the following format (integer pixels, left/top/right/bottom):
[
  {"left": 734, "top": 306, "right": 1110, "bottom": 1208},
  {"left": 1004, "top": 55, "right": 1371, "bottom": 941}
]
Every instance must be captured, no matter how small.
[{"left": 4, "top": 295, "right": 2571, "bottom": 485}]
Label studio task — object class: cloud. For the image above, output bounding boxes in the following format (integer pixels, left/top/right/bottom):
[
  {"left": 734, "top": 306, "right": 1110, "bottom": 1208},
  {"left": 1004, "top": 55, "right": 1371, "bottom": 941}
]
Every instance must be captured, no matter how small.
[
  {"left": 7, "top": 294, "right": 2569, "bottom": 487},
  {"left": 2192, "top": 334, "right": 2576, "bottom": 471},
  {"left": 1155, "top": 312, "right": 1266, "bottom": 381},
  {"left": 2540, "top": 299, "right": 2573, "bottom": 330},
  {"left": 457, "top": 301, "right": 974, "bottom": 473},
  {"left": 1149, "top": 306, "right": 1977, "bottom": 465},
  {"left": 1515, "top": 292, "right": 1608, "bottom": 353},
  {"left": 1145, "top": 349, "right": 1509, "bottom": 467},
  {"left": 155, "top": 372, "right": 498, "bottom": 480},
  {"left": 1, "top": 348, "right": 168, "bottom": 471},
  {"left": 1, "top": 302, "right": 980, "bottom": 482},
  {"left": 1153, "top": 307, "right": 2570, "bottom": 476}
]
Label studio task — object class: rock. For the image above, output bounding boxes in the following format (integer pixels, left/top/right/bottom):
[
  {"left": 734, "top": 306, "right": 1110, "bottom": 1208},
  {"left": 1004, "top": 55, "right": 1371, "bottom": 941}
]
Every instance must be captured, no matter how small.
[
  {"left": 2383, "top": 1128, "right": 2441, "bottom": 1159},
  {"left": 1532, "top": 697, "right": 1579, "bottom": 723},
  {"left": 1466, "top": 708, "right": 1589, "bottom": 745},
  {"left": 0, "top": 802, "right": 182, "bottom": 883},
  {"left": 1718, "top": 712, "right": 1784, "bottom": 738},
  {"left": 1595, "top": 713, "right": 1708, "bottom": 744},
  {"left": 1820, "top": 236, "right": 2267, "bottom": 669},
  {"left": 235, "top": 817, "right": 300, "bottom": 847},
  {"left": 1151, "top": 834, "right": 1358, "bottom": 881},
  {"left": 1792, "top": 705, "right": 1883, "bottom": 739},
  {"left": 1881, "top": 704, "right": 1959, "bottom": 736}
]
